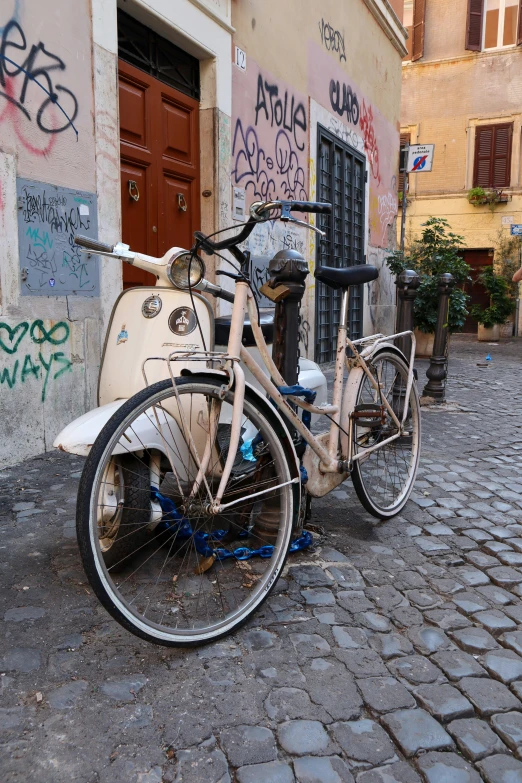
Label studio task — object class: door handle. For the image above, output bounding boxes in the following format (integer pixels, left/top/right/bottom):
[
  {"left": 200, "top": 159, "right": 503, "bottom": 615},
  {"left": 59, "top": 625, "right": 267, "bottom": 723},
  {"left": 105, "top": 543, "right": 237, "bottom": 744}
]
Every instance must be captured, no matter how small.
[
  {"left": 128, "top": 180, "right": 140, "bottom": 202},
  {"left": 177, "top": 193, "right": 188, "bottom": 212}
]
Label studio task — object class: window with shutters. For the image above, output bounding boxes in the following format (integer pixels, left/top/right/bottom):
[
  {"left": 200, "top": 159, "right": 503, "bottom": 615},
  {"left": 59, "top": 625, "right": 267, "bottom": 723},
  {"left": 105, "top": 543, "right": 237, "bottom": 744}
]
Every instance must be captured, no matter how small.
[
  {"left": 411, "top": 0, "right": 426, "bottom": 60},
  {"left": 466, "top": 0, "right": 522, "bottom": 50},
  {"left": 484, "top": 0, "right": 520, "bottom": 48},
  {"left": 473, "top": 124, "right": 513, "bottom": 188}
]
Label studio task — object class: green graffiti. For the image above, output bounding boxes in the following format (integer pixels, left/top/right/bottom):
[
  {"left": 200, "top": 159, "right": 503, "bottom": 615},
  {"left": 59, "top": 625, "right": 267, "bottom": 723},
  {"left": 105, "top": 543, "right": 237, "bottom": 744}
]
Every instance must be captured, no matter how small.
[
  {"left": 0, "top": 319, "right": 74, "bottom": 401},
  {"left": 0, "top": 361, "right": 19, "bottom": 389},
  {"left": 21, "top": 354, "right": 40, "bottom": 383},
  {"left": 0, "top": 322, "right": 29, "bottom": 354},
  {"left": 0, "top": 319, "right": 70, "bottom": 354},
  {"left": 29, "top": 319, "right": 70, "bottom": 346}
]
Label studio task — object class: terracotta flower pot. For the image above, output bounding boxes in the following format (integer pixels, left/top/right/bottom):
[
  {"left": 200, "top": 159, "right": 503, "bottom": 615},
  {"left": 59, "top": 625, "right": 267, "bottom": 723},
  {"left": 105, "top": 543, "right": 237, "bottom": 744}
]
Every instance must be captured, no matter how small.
[
  {"left": 414, "top": 329, "right": 434, "bottom": 357},
  {"left": 477, "top": 323, "right": 500, "bottom": 341}
]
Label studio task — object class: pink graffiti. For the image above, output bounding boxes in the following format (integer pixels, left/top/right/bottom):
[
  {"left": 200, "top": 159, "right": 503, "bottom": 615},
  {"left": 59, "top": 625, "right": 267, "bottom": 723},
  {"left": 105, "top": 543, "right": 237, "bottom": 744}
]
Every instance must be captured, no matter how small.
[
  {"left": 0, "top": 76, "right": 57, "bottom": 158},
  {"left": 360, "top": 100, "right": 380, "bottom": 185}
]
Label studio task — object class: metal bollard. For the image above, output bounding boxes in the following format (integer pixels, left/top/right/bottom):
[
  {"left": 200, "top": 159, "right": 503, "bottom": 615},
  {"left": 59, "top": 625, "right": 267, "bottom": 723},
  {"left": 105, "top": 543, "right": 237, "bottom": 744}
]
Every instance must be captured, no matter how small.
[
  {"left": 252, "top": 250, "right": 310, "bottom": 544},
  {"left": 395, "top": 269, "right": 421, "bottom": 358},
  {"left": 267, "top": 249, "right": 309, "bottom": 385},
  {"left": 423, "top": 272, "right": 455, "bottom": 401}
]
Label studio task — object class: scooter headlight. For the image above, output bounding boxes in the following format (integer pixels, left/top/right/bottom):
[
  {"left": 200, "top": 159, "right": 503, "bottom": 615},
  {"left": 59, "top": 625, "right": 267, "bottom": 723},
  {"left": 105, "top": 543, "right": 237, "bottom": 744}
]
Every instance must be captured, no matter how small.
[{"left": 167, "top": 252, "right": 206, "bottom": 289}]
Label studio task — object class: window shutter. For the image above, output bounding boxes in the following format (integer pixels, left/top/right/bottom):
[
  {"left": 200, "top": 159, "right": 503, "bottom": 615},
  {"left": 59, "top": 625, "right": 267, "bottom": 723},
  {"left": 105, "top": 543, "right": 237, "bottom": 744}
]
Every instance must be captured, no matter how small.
[
  {"left": 492, "top": 125, "right": 512, "bottom": 188},
  {"left": 517, "top": 0, "right": 522, "bottom": 45},
  {"left": 412, "top": 0, "right": 426, "bottom": 61},
  {"left": 473, "top": 124, "right": 513, "bottom": 188},
  {"left": 399, "top": 133, "right": 411, "bottom": 195},
  {"left": 474, "top": 126, "right": 493, "bottom": 188},
  {"left": 466, "top": 0, "right": 484, "bottom": 51}
]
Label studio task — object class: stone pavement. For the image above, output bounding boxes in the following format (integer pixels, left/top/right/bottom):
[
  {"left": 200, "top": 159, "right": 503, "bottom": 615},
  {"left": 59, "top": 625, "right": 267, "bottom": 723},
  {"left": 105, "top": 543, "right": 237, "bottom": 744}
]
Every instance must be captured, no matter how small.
[{"left": 1, "top": 335, "right": 522, "bottom": 783}]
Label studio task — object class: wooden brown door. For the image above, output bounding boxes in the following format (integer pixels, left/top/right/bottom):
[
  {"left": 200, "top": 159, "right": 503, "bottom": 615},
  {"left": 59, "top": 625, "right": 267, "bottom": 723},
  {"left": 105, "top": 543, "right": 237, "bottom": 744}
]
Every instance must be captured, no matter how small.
[
  {"left": 462, "top": 249, "right": 493, "bottom": 333},
  {"left": 118, "top": 60, "right": 200, "bottom": 288}
]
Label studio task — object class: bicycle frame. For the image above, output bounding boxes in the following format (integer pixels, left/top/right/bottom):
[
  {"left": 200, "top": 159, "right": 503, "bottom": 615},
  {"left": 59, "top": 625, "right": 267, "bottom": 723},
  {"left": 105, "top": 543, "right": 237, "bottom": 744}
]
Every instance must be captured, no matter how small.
[{"left": 165, "top": 279, "right": 416, "bottom": 514}]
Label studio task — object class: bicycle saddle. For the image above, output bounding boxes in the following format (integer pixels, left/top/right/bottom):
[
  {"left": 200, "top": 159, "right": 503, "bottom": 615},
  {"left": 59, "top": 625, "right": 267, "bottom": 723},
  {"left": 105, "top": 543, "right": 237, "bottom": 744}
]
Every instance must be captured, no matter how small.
[{"left": 314, "top": 265, "right": 379, "bottom": 290}]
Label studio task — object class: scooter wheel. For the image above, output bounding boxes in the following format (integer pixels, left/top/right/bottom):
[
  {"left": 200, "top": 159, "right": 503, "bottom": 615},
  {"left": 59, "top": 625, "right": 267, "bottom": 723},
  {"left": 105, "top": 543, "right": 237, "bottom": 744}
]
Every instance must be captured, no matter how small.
[{"left": 96, "top": 454, "right": 151, "bottom": 570}]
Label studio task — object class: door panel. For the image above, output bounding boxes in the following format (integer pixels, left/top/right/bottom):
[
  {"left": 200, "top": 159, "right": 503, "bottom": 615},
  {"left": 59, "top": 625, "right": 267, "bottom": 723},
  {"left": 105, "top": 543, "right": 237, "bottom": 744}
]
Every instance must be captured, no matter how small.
[
  {"left": 462, "top": 250, "right": 493, "bottom": 333},
  {"left": 160, "top": 174, "right": 194, "bottom": 255},
  {"left": 119, "top": 76, "right": 151, "bottom": 150},
  {"left": 161, "top": 97, "right": 194, "bottom": 163},
  {"left": 118, "top": 58, "right": 200, "bottom": 288},
  {"left": 120, "top": 161, "right": 157, "bottom": 287}
]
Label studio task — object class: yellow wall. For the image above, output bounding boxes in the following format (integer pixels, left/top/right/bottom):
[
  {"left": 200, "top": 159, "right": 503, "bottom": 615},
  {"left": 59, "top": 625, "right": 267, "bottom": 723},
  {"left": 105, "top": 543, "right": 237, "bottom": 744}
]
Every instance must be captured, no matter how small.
[
  {"left": 231, "top": 0, "right": 407, "bottom": 343},
  {"left": 400, "top": 0, "right": 522, "bottom": 328}
]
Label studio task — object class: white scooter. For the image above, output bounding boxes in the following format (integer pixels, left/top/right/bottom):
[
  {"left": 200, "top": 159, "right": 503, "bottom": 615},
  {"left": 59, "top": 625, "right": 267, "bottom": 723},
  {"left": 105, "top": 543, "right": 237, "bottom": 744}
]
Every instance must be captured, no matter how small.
[{"left": 54, "top": 232, "right": 327, "bottom": 561}]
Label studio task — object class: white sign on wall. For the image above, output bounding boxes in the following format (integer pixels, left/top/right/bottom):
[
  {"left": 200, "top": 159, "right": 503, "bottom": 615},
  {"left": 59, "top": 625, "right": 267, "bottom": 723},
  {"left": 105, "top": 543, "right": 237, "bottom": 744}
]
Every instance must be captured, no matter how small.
[
  {"left": 233, "top": 186, "right": 246, "bottom": 220},
  {"left": 502, "top": 215, "right": 514, "bottom": 226},
  {"left": 407, "top": 144, "right": 435, "bottom": 173},
  {"left": 234, "top": 46, "right": 247, "bottom": 71}
]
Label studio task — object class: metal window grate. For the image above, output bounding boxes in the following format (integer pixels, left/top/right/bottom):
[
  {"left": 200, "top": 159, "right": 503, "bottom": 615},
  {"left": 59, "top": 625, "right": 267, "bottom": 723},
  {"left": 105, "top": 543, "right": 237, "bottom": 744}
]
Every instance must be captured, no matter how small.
[
  {"left": 118, "top": 9, "right": 200, "bottom": 100},
  {"left": 315, "top": 126, "right": 366, "bottom": 364}
]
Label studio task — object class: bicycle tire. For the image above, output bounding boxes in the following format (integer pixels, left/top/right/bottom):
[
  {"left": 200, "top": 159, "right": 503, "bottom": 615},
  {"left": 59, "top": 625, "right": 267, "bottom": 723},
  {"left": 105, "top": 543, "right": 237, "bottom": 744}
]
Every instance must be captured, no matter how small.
[
  {"left": 350, "top": 350, "right": 421, "bottom": 518},
  {"left": 76, "top": 375, "right": 298, "bottom": 647}
]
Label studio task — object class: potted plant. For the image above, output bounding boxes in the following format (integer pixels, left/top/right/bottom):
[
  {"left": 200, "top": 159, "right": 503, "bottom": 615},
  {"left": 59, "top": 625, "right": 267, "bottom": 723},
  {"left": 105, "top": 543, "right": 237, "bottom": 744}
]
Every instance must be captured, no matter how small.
[
  {"left": 387, "top": 217, "right": 471, "bottom": 356},
  {"left": 468, "top": 187, "right": 511, "bottom": 210},
  {"left": 467, "top": 187, "right": 487, "bottom": 206},
  {"left": 470, "top": 266, "right": 515, "bottom": 341}
]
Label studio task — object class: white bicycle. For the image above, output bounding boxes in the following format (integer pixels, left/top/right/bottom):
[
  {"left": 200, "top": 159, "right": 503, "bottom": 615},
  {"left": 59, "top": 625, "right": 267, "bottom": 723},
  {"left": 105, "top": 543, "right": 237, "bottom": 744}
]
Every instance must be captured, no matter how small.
[{"left": 76, "top": 199, "right": 421, "bottom": 646}]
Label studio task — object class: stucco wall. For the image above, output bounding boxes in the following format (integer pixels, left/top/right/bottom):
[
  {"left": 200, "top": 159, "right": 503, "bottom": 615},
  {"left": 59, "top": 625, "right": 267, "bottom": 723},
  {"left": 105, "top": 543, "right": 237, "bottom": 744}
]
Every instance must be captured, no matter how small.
[
  {"left": 231, "top": 0, "right": 405, "bottom": 345},
  {"left": 0, "top": 0, "right": 100, "bottom": 467},
  {"left": 0, "top": 0, "right": 234, "bottom": 468}
]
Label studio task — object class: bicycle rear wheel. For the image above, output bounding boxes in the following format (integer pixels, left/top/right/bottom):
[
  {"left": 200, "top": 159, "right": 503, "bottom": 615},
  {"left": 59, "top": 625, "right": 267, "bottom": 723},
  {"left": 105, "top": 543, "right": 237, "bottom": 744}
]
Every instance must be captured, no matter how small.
[
  {"left": 76, "top": 376, "right": 297, "bottom": 646},
  {"left": 351, "top": 350, "right": 420, "bottom": 518}
]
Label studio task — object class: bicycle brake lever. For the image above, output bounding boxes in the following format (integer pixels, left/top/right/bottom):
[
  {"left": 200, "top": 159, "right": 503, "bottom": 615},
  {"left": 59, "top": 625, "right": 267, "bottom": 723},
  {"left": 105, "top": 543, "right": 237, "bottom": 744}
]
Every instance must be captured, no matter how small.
[{"left": 282, "top": 216, "right": 326, "bottom": 238}]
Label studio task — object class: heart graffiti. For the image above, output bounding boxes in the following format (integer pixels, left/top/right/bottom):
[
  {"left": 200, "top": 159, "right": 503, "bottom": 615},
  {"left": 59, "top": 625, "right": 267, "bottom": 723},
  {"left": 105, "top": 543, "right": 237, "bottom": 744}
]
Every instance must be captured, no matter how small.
[{"left": 0, "top": 321, "right": 29, "bottom": 354}]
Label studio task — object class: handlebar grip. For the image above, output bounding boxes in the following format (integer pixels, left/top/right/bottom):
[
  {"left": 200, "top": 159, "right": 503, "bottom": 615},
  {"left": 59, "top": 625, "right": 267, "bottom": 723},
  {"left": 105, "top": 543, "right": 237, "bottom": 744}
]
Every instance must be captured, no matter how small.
[
  {"left": 288, "top": 201, "right": 332, "bottom": 215},
  {"left": 74, "top": 235, "right": 115, "bottom": 253},
  {"left": 218, "top": 288, "right": 235, "bottom": 304}
]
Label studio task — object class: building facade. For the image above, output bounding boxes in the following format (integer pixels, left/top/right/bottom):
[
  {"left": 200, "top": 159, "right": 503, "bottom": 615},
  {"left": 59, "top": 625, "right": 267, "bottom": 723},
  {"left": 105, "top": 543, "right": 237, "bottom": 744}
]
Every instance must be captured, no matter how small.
[
  {"left": 0, "top": 0, "right": 406, "bottom": 467},
  {"left": 400, "top": 0, "right": 522, "bottom": 332}
]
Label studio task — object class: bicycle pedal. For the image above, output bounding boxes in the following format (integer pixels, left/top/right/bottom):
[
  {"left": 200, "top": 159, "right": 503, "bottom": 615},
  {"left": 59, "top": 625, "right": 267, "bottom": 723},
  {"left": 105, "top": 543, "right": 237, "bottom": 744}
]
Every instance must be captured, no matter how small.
[{"left": 351, "top": 404, "right": 384, "bottom": 429}]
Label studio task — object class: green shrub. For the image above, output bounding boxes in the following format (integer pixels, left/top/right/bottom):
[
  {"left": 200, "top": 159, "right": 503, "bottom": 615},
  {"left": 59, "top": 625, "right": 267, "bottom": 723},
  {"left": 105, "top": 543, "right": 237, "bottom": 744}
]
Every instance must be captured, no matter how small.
[
  {"left": 387, "top": 217, "right": 471, "bottom": 334},
  {"left": 469, "top": 266, "right": 515, "bottom": 328}
]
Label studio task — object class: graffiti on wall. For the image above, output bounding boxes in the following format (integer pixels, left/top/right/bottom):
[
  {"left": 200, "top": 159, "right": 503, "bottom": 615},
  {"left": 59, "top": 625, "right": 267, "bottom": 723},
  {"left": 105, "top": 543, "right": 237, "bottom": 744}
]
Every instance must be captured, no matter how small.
[
  {"left": 232, "top": 65, "right": 309, "bottom": 204},
  {"left": 318, "top": 19, "right": 346, "bottom": 62},
  {"left": 378, "top": 190, "right": 398, "bottom": 247},
  {"left": 329, "top": 80, "right": 360, "bottom": 126},
  {"left": 308, "top": 42, "right": 399, "bottom": 248},
  {"left": 359, "top": 100, "right": 380, "bottom": 185},
  {"left": 0, "top": 18, "right": 79, "bottom": 156},
  {"left": 0, "top": 319, "right": 73, "bottom": 402},
  {"left": 17, "top": 179, "right": 99, "bottom": 296}
]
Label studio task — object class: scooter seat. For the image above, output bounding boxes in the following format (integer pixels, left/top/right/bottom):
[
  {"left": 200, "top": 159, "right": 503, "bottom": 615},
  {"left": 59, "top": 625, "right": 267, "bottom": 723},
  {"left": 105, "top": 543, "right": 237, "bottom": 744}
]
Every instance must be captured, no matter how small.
[{"left": 214, "top": 308, "right": 274, "bottom": 347}]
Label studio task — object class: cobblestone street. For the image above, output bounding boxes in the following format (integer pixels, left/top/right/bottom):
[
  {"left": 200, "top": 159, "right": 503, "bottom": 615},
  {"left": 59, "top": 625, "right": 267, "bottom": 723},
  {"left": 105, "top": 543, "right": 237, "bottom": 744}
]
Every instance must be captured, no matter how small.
[{"left": 1, "top": 335, "right": 522, "bottom": 783}]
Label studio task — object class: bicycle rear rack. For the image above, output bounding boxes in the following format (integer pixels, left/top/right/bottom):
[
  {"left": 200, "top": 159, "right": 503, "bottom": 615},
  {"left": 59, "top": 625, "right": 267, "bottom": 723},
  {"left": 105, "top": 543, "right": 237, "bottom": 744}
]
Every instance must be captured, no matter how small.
[{"left": 141, "top": 350, "right": 240, "bottom": 393}]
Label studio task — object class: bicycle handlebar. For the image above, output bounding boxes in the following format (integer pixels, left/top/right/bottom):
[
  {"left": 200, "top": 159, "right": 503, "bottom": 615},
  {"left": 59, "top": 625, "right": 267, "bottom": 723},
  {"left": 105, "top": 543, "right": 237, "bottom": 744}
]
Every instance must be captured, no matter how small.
[{"left": 193, "top": 199, "right": 332, "bottom": 255}]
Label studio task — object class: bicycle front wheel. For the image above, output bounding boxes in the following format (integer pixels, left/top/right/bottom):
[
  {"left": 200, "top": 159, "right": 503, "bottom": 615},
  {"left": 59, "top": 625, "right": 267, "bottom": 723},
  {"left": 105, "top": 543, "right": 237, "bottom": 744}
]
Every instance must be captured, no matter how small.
[
  {"left": 76, "top": 376, "right": 297, "bottom": 646},
  {"left": 351, "top": 350, "right": 421, "bottom": 518}
]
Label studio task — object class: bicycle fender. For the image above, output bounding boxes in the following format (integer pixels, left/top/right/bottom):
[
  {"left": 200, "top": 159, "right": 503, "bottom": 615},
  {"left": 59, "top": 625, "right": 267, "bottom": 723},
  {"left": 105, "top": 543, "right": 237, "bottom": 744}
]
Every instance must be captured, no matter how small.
[{"left": 339, "top": 344, "right": 411, "bottom": 459}]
